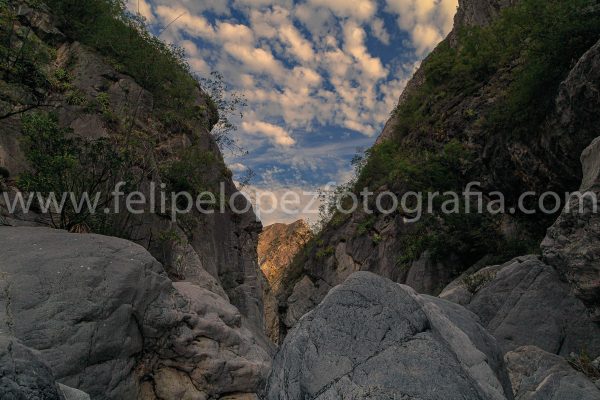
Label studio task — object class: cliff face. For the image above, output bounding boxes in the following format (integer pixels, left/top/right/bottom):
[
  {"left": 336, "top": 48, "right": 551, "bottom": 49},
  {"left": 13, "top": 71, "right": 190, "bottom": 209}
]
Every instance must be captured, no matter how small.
[
  {"left": 275, "top": 0, "right": 600, "bottom": 340},
  {"left": 258, "top": 220, "right": 312, "bottom": 343},
  {"left": 0, "top": 1, "right": 270, "bottom": 398}
]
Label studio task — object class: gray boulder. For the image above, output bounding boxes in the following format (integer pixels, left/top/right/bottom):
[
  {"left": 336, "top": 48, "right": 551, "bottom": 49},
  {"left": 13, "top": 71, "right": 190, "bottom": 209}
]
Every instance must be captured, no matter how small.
[
  {"left": 266, "top": 271, "right": 513, "bottom": 400},
  {"left": 505, "top": 346, "right": 600, "bottom": 400},
  {"left": 440, "top": 256, "right": 600, "bottom": 357},
  {"left": 0, "top": 227, "right": 271, "bottom": 400}
]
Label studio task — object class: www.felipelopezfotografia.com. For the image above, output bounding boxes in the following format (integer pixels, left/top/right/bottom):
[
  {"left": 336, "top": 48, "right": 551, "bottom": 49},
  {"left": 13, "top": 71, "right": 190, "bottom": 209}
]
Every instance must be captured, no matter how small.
[{"left": 3, "top": 180, "right": 599, "bottom": 222}]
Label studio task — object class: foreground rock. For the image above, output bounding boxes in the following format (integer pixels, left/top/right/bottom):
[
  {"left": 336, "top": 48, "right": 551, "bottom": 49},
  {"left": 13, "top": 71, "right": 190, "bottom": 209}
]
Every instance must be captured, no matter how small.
[
  {"left": 0, "top": 227, "right": 271, "bottom": 399},
  {"left": 440, "top": 256, "right": 600, "bottom": 357},
  {"left": 505, "top": 346, "right": 600, "bottom": 400},
  {"left": 266, "top": 272, "right": 513, "bottom": 400}
]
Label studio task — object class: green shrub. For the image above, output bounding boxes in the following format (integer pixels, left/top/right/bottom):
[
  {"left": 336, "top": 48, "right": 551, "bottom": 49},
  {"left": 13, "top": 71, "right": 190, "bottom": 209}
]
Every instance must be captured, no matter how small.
[
  {"left": 463, "top": 271, "right": 497, "bottom": 294},
  {"left": 18, "top": 112, "right": 127, "bottom": 230},
  {"left": 316, "top": 245, "right": 335, "bottom": 259},
  {"left": 43, "top": 0, "right": 209, "bottom": 128},
  {"left": 356, "top": 216, "right": 376, "bottom": 236},
  {"left": 356, "top": 139, "right": 472, "bottom": 192},
  {"left": 412, "top": 0, "right": 600, "bottom": 141},
  {"left": 160, "top": 147, "right": 226, "bottom": 197},
  {"left": 0, "top": 2, "right": 54, "bottom": 90},
  {"left": 65, "top": 89, "right": 87, "bottom": 106}
]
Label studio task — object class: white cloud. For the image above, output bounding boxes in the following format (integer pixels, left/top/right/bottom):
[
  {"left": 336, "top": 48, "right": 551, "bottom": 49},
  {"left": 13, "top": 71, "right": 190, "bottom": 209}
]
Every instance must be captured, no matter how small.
[
  {"left": 241, "top": 184, "right": 323, "bottom": 226},
  {"left": 242, "top": 121, "right": 296, "bottom": 147},
  {"left": 127, "top": 0, "right": 155, "bottom": 22},
  {"left": 217, "top": 22, "right": 255, "bottom": 44},
  {"left": 307, "top": 0, "right": 377, "bottom": 21},
  {"left": 371, "top": 18, "right": 390, "bottom": 45},
  {"left": 343, "top": 21, "right": 388, "bottom": 80},
  {"left": 385, "top": 0, "right": 458, "bottom": 55},
  {"left": 229, "top": 162, "right": 248, "bottom": 172},
  {"left": 155, "top": 5, "right": 215, "bottom": 38},
  {"left": 224, "top": 43, "right": 286, "bottom": 78},
  {"left": 138, "top": 0, "right": 460, "bottom": 223}
]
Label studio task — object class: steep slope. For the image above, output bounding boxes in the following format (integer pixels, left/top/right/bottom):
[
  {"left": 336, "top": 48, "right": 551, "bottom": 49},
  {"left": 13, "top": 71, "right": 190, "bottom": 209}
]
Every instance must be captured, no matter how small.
[{"left": 275, "top": 0, "right": 600, "bottom": 340}]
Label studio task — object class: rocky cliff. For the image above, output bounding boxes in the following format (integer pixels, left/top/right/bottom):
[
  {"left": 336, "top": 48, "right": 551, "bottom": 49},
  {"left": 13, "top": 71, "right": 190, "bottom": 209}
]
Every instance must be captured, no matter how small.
[
  {"left": 258, "top": 220, "right": 312, "bottom": 343},
  {"left": 0, "top": 1, "right": 271, "bottom": 398},
  {"left": 274, "top": 0, "right": 600, "bottom": 340}
]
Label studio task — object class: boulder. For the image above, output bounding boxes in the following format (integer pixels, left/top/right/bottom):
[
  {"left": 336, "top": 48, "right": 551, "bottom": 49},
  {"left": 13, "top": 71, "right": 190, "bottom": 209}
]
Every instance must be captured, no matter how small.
[
  {"left": 0, "top": 227, "right": 271, "bottom": 400},
  {"left": 505, "top": 346, "right": 600, "bottom": 400},
  {"left": 440, "top": 256, "right": 600, "bottom": 357},
  {"left": 266, "top": 272, "right": 513, "bottom": 400}
]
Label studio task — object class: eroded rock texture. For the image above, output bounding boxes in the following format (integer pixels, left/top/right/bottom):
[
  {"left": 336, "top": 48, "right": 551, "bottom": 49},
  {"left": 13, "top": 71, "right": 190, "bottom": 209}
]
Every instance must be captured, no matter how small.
[
  {"left": 439, "top": 256, "right": 600, "bottom": 357},
  {"left": 266, "top": 272, "right": 513, "bottom": 400},
  {"left": 0, "top": 227, "right": 271, "bottom": 400},
  {"left": 505, "top": 346, "right": 600, "bottom": 400}
]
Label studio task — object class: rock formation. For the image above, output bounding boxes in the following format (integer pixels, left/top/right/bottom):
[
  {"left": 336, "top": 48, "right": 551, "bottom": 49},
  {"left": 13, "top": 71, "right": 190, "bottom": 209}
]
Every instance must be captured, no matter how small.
[
  {"left": 542, "top": 134, "right": 600, "bottom": 322},
  {"left": 258, "top": 220, "right": 312, "bottom": 343},
  {"left": 266, "top": 272, "right": 514, "bottom": 400},
  {"left": 505, "top": 346, "right": 600, "bottom": 400},
  {"left": 439, "top": 255, "right": 600, "bottom": 357},
  {"left": 0, "top": 227, "right": 271, "bottom": 399}
]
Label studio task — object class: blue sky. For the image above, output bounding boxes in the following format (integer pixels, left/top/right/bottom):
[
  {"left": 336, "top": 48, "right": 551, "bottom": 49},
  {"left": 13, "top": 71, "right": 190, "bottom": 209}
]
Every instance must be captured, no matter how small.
[{"left": 127, "top": 0, "right": 458, "bottom": 224}]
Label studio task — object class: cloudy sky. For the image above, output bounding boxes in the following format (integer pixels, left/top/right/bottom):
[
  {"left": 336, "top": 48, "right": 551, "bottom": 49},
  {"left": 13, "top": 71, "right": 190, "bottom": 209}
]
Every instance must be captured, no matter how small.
[{"left": 127, "top": 0, "right": 458, "bottom": 225}]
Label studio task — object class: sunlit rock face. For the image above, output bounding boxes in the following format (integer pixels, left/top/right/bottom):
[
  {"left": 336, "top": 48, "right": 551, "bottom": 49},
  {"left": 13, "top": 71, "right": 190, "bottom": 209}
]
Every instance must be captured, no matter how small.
[{"left": 258, "top": 220, "right": 312, "bottom": 343}]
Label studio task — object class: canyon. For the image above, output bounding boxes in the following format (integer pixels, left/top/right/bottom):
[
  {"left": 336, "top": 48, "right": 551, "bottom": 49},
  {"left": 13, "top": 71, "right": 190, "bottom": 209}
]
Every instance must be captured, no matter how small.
[{"left": 1, "top": 0, "right": 600, "bottom": 399}]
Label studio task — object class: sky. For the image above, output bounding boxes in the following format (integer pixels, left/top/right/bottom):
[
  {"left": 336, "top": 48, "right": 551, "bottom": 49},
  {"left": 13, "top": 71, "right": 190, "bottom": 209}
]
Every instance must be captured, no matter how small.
[{"left": 127, "top": 0, "right": 458, "bottom": 225}]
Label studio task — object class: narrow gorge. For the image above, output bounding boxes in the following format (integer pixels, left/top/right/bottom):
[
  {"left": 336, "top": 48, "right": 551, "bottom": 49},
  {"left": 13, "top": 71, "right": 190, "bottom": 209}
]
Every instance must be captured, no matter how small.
[{"left": 1, "top": 0, "right": 600, "bottom": 399}]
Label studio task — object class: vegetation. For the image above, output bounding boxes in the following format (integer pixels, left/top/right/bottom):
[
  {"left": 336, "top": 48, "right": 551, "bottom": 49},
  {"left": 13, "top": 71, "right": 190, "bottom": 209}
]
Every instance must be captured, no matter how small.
[
  {"left": 326, "top": 0, "right": 600, "bottom": 271},
  {"left": 463, "top": 270, "right": 497, "bottom": 294},
  {"left": 394, "top": 0, "right": 600, "bottom": 142},
  {"left": 316, "top": 245, "right": 335, "bottom": 259},
  {"left": 160, "top": 146, "right": 229, "bottom": 197},
  {"left": 18, "top": 112, "right": 130, "bottom": 231},
  {"left": 568, "top": 350, "right": 600, "bottom": 380},
  {"left": 43, "top": 0, "right": 209, "bottom": 128},
  {"left": 0, "top": 0, "right": 54, "bottom": 118}
]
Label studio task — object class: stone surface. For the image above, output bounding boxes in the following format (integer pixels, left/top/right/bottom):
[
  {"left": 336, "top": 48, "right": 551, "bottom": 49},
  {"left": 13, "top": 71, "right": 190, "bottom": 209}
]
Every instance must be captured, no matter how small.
[
  {"left": 266, "top": 272, "right": 513, "bottom": 400},
  {"left": 0, "top": 335, "right": 65, "bottom": 400},
  {"left": 0, "top": 227, "right": 271, "bottom": 400},
  {"left": 505, "top": 346, "right": 600, "bottom": 400},
  {"left": 440, "top": 256, "right": 600, "bottom": 357},
  {"left": 542, "top": 135, "right": 600, "bottom": 322},
  {"left": 59, "top": 384, "right": 91, "bottom": 400}
]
